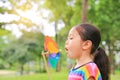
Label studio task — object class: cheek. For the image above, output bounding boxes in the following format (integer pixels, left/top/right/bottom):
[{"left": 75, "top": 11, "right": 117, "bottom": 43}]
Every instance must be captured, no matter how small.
[
  {"left": 71, "top": 40, "right": 82, "bottom": 51},
  {"left": 68, "top": 40, "right": 82, "bottom": 58}
]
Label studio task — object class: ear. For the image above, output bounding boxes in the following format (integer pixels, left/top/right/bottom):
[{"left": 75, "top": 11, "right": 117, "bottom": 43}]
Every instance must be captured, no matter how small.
[{"left": 82, "top": 40, "right": 92, "bottom": 50}]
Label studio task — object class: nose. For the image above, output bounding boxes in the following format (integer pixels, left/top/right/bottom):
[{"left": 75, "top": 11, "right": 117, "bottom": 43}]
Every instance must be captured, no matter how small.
[{"left": 65, "top": 39, "right": 68, "bottom": 45}]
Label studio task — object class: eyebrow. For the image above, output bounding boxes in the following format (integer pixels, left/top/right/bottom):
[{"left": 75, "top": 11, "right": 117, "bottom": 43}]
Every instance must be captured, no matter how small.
[{"left": 68, "top": 33, "right": 74, "bottom": 37}]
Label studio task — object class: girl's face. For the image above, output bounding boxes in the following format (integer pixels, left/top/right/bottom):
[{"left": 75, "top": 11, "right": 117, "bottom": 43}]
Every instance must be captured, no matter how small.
[{"left": 65, "top": 27, "right": 84, "bottom": 59}]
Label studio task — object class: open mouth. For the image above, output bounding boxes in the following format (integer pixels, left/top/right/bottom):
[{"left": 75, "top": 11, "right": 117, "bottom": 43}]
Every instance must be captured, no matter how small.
[
  {"left": 65, "top": 48, "right": 69, "bottom": 54},
  {"left": 65, "top": 48, "right": 68, "bottom": 51}
]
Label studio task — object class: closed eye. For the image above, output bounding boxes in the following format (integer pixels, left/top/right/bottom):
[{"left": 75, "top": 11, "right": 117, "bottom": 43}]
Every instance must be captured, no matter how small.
[
  {"left": 69, "top": 37, "right": 73, "bottom": 40},
  {"left": 67, "top": 35, "right": 74, "bottom": 40}
]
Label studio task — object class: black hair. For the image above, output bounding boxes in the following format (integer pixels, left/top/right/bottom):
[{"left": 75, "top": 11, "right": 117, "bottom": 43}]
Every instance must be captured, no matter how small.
[{"left": 75, "top": 23, "right": 110, "bottom": 80}]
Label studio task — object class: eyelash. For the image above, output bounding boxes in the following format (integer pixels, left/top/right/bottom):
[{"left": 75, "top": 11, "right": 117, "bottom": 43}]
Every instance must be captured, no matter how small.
[
  {"left": 68, "top": 37, "right": 73, "bottom": 40},
  {"left": 70, "top": 37, "right": 73, "bottom": 39}
]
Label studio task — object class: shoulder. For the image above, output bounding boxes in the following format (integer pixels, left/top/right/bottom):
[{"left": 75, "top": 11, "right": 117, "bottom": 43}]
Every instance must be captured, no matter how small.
[
  {"left": 84, "top": 62, "right": 99, "bottom": 71},
  {"left": 84, "top": 62, "right": 102, "bottom": 80},
  {"left": 68, "top": 62, "right": 102, "bottom": 80}
]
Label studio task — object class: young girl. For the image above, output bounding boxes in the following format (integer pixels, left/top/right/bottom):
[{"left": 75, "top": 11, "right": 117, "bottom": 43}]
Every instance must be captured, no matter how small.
[{"left": 65, "top": 23, "right": 110, "bottom": 80}]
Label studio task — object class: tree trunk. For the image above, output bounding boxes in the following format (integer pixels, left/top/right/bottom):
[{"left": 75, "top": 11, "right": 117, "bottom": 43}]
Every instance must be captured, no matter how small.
[
  {"left": 81, "top": 0, "right": 88, "bottom": 23},
  {"left": 55, "top": 21, "right": 61, "bottom": 72},
  {"left": 56, "top": 59, "right": 61, "bottom": 72},
  {"left": 55, "top": 21, "right": 58, "bottom": 42},
  {"left": 107, "top": 39, "right": 115, "bottom": 74},
  {"left": 9, "top": 63, "right": 13, "bottom": 68},
  {"left": 39, "top": 57, "right": 41, "bottom": 72},
  {"left": 41, "top": 56, "right": 46, "bottom": 73},
  {"left": 20, "top": 64, "right": 24, "bottom": 75}
]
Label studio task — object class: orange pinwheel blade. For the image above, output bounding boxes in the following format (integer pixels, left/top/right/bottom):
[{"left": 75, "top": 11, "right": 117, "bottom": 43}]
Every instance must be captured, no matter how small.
[{"left": 44, "top": 36, "right": 59, "bottom": 53}]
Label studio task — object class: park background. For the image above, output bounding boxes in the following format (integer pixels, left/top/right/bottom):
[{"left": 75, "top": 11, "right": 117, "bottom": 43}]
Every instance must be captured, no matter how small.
[{"left": 0, "top": 0, "right": 120, "bottom": 80}]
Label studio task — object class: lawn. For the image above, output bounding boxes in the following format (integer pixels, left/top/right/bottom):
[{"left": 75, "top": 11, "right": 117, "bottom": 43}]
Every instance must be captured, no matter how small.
[
  {"left": 0, "top": 70, "right": 120, "bottom": 80},
  {"left": 0, "top": 69, "right": 68, "bottom": 80}
]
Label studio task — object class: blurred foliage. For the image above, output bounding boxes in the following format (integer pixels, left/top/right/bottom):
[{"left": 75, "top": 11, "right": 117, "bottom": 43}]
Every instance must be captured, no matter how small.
[
  {"left": 0, "top": 29, "right": 10, "bottom": 36},
  {"left": 44, "top": 0, "right": 120, "bottom": 73},
  {"left": 88, "top": 0, "right": 120, "bottom": 40},
  {"left": 88, "top": 0, "right": 120, "bottom": 73},
  {"left": 0, "top": 0, "right": 120, "bottom": 74},
  {"left": 0, "top": 30, "right": 44, "bottom": 73}
]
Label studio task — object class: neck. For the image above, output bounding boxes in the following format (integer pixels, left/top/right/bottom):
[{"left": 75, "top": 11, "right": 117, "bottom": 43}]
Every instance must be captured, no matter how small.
[{"left": 75, "top": 52, "right": 93, "bottom": 68}]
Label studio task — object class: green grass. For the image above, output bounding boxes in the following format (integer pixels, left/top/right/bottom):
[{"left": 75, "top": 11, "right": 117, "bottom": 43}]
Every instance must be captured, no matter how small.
[
  {"left": 0, "top": 69, "right": 68, "bottom": 80},
  {"left": 0, "top": 73, "right": 67, "bottom": 80},
  {"left": 0, "top": 70, "right": 120, "bottom": 80},
  {"left": 110, "top": 70, "right": 120, "bottom": 80}
]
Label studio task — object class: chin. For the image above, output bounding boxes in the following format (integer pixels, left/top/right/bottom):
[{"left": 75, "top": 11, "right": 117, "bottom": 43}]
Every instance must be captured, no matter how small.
[{"left": 67, "top": 54, "right": 75, "bottom": 59}]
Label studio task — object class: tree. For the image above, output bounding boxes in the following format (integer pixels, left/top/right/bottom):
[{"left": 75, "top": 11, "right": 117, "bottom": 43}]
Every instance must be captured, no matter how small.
[
  {"left": 88, "top": 0, "right": 120, "bottom": 74},
  {"left": 0, "top": 0, "right": 44, "bottom": 32},
  {"left": 44, "top": 0, "right": 120, "bottom": 74},
  {"left": 1, "top": 30, "right": 44, "bottom": 74},
  {"left": 44, "top": 0, "right": 67, "bottom": 71},
  {"left": 81, "top": 0, "right": 88, "bottom": 23},
  {"left": 0, "top": 0, "right": 11, "bottom": 36},
  {"left": 1, "top": 40, "right": 35, "bottom": 75},
  {"left": 0, "top": 0, "right": 47, "bottom": 73},
  {"left": 20, "top": 31, "right": 45, "bottom": 72},
  {"left": 44, "top": 0, "right": 84, "bottom": 71}
]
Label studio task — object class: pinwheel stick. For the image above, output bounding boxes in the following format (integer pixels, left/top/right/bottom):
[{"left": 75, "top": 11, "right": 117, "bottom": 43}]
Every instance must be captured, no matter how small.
[{"left": 42, "top": 51, "right": 52, "bottom": 80}]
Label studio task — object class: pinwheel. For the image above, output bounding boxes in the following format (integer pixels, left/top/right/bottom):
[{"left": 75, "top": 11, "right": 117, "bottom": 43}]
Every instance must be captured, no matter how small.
[{"left": 44, "top": 36, "right": 60, "bottom": 68}]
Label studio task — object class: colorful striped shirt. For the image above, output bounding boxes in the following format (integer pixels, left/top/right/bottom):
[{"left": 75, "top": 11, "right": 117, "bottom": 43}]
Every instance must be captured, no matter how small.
[{"left": 68, "top": 62, "right": 102, "bottom": 80}]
